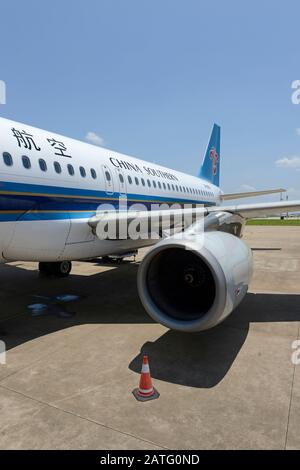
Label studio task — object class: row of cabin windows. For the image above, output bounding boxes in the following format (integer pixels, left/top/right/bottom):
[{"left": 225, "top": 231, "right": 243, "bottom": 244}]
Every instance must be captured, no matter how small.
[
  {"left": 2, "top": 151, "right": 214, "bottom": 198},
  {"left": 2, "top": 152, "right": 97, "bottom": 180},
  {"left": 117, "top": 172, "right": 213, "bottom": 198}
]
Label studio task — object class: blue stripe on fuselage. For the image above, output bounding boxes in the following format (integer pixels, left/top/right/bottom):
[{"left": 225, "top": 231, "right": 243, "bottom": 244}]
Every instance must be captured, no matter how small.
[{"left": 0, "top": 180, "right": 216, "bottom": 221}]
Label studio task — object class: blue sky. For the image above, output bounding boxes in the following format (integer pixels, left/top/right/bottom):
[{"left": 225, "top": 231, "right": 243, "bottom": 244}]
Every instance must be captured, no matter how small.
[{"left": 1, "top": 0, "right": 300, "bottom": 200}]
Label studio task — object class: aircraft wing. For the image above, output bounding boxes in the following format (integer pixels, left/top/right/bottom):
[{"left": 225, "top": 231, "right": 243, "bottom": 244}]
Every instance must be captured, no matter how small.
[
  {"left": 89, "top": 207, "right": 207, "bottom": 239},
  {"left": 221, "top": 188, "right": 286, "bottom": 200},
  {"left": 89, "top": 200, "right": 300, "bottom": 240},
  {"left": 211, "top": 200, "right": 300, "bottom": 219}
]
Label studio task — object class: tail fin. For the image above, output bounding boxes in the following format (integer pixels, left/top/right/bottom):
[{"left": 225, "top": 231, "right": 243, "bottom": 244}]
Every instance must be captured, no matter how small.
[{"left": 199, "top": 124, "right": 221, "bottom": 187}]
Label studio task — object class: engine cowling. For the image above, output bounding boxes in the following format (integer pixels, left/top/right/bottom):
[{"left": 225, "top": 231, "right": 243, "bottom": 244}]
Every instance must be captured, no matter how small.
[{"left": 137, "top": 231, "right": 253, "bottom": 332}]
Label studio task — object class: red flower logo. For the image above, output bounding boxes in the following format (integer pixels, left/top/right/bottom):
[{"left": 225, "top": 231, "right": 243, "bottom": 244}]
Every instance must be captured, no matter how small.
[{"left": 209, "top": 148, "right": 219, "bottom": 176}]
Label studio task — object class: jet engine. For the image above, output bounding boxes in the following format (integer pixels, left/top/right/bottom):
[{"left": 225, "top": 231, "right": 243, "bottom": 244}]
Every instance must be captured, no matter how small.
[{"left": 137, "top": 231, "right": 253, "bottom": 332}]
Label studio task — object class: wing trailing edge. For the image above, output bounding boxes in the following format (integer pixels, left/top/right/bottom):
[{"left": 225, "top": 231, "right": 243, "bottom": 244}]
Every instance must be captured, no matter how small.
[{"left": 221, "top": 188, "right": 286, "bottom": 201}]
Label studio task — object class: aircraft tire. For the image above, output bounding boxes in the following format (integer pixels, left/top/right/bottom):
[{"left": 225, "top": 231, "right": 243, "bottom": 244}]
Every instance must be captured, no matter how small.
[{"left": 39, "top": 261, "right": 72, "bottom": 277}]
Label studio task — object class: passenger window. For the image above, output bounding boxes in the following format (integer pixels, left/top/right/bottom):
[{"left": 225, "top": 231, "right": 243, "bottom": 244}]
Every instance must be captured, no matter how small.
[
  {"left": 153, "top": 180, "right": 156, "bottom": 188},
  {"left": 128, "top": 175, "right": 132, "bottom": 184},
  {"left": 176, "top": 185, "right": 178, "bottom": 191},
  {"left": 104, "top": 170, "right": 110, "bottom": 181},
  {"left": 135, "top": 177, "right": 139, "bottom": 185},
  {"left": 80, "top": 166, "right": 86, "bottom": 178},
  {"left": 39, "top": 159, "right": 47, "bottom": 172},
  {"left": 167, "top": 183, "right": 171, "bottom": 190},
  {"left": 163, "top": 182, "right": 166, "bottom": 190},
  {"left": 172, "top": 184, "right": 175, "bottom": 191},
  {"left": 91, "top": 168, "right": 97, "bottom": 179},
  {"left": 68, "top": 164, "right": 75, "bottom": 176},
  {"left": 22, "top": 155, "right": 31, "bottom": 169},
  {"left": 158, "top": 181, "right": 161, "bottom": 189},
  {"left": 119, "top": 173, "right": 124, "bottom": 183},
  {"left": 141, "top": 178, "right": 145, "bottom": 186},
  {"left": 147, "top": 179, "right": 151, "bottom": 187},
  {"left": 54, "top": 161, "right": 61, "bottom": 174},
  {"left": 3, "top": 152, "right": 13, "bottom": 166}
]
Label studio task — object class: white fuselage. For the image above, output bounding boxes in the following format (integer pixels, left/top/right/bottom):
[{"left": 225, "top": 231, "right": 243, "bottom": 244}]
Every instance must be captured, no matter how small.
[{"left": 0, "top": 117, "right": 221, "bottom": 262}]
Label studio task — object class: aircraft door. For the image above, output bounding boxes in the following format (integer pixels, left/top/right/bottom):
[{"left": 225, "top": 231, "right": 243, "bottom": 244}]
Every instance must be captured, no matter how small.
[
  {"left": 115, "top": 168, "right": 126, "bottom": 196},
  {"left": 102, "top": 165, "right": 114, "bottom": 195}
]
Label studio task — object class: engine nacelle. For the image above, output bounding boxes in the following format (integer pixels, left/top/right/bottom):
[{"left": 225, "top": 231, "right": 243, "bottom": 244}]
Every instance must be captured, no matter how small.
[{"left": 137, "top": 231, "right": 253, "bottom": 332}]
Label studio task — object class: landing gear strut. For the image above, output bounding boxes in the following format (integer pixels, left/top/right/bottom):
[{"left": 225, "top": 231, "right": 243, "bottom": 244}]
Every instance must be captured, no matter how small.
[{"left": 39, "top": 261, "right": 72, "bottom": 277}]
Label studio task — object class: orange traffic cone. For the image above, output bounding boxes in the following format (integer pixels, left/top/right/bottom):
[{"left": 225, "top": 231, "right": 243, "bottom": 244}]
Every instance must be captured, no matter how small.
[{"left": 133, "top": 355, "right": 160, "bottom": 401}]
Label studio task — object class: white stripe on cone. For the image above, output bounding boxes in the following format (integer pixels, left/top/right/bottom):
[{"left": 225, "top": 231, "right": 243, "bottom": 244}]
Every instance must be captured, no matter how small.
[{"left": 139, "top": 387, "right": 153, "bottom": 395}]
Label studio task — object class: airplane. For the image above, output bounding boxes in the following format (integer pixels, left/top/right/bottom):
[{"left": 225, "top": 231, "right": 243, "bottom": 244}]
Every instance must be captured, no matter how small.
[{"left": 0, "top": 116, "right": 299, "bottom": 333}]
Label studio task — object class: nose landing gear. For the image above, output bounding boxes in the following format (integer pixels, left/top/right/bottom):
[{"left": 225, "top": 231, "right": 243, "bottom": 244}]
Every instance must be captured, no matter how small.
[{"left": 39, "top": 261, "right": 72, "bottom": 278}]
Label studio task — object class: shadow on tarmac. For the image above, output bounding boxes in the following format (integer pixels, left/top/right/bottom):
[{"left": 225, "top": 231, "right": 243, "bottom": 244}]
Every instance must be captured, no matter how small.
[{"left": 0, "top": 261, "right": 299, "bottom": 388}]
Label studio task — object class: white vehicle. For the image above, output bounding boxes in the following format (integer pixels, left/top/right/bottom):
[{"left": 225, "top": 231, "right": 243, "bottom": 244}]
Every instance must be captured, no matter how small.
[{"left": 0, "top": 117, "right": 298, "bottom": 332}]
